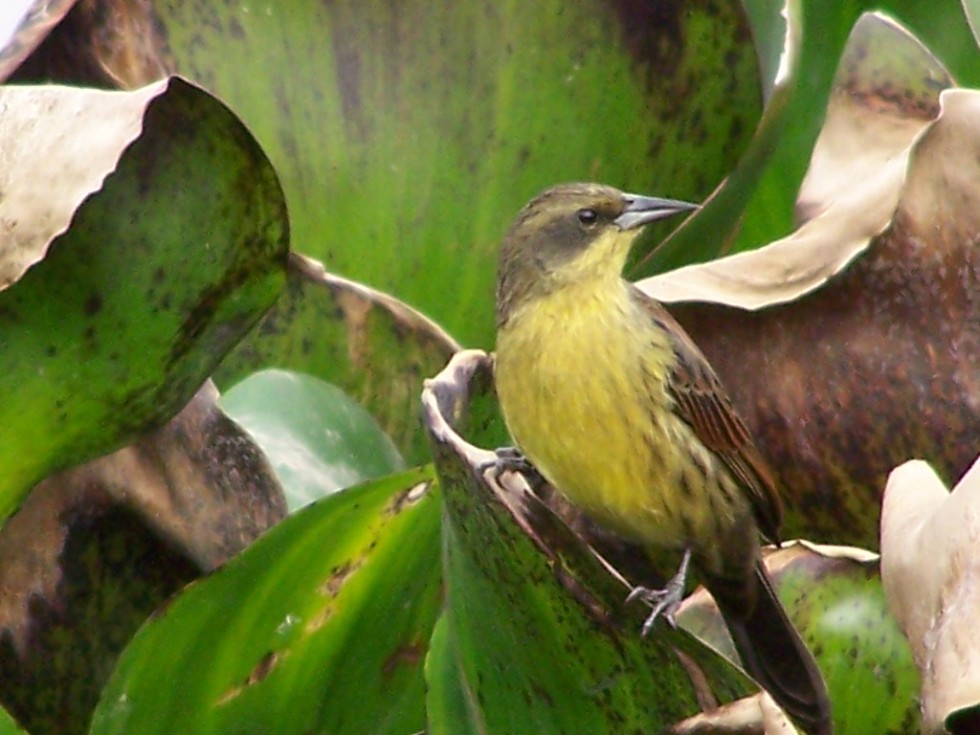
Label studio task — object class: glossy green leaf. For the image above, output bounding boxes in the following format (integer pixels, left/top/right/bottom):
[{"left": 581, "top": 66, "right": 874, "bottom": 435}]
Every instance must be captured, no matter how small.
[
  {"left": 219, "top": 368, "right": 405, "bottom": 511},
  {"left": 0, "top": 76, "right": 287, "bottom": 522},
  {"left": 423, "top": 351, "right": 753, "bottom": 734},
  {"left": 424, "top": 615, "right": 479, "bottom": 735},
  {"left": 679, "top": 544, "right": 919, "bottom": 735},
  {"left": 966, "top": 0, "right": 980, "bottom": 47},
  {"left": 154, "top": 0, "right": 762, "bottom": 348},
  {"left": 91, "top": 467, "right": 441, "bottom": 735},
  {"left": 215, "top": 254, "right": 459, "bottom": 466},
  {"left": 800, "top": 560, "right": 919, "bottom": 735},
  {"left": 0, "top": 705, "right": 26, "bottom": 735}
]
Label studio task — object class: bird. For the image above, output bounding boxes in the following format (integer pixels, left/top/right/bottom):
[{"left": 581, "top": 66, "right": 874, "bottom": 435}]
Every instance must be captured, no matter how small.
[{"left": 492, "top": 182, "right": 832, "bottom": 735}]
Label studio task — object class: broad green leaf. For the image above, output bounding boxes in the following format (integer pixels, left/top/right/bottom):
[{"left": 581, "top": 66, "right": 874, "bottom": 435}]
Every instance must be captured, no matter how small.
[
  {"left": 800, "top": 558, "right": 918, "bottom": 735},
  {"left": 219, "top": 368, "right": 405, "bottom": 511},
  {"left": 153, "top": 0, "right": 763, "bottom": 348},
  {"left": 423, "top": 351, "right": 753, "bottom": 734},
  {"left": 91, "top": 468, "right": 441, "bottom": 735},
  {"left": 215, "top": 253, "right": 459, "bottom": 466},
  {"left": 424, "top": 615, "right": 479, "bottom": 735},
  {"left": 966, "top": 0, "right": 980, "bottom": 47},
  {"left": 0, "top": 76, "right": 287, "bottom": 522}
]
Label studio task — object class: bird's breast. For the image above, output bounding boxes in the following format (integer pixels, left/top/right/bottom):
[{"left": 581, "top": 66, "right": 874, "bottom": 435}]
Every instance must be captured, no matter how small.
[{"left": 495, "top": 281, "right": 731, "bottom": 548}]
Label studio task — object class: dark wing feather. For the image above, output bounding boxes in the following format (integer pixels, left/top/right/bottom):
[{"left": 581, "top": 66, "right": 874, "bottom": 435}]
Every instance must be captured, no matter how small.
[{"left": 632, "top": 288, "right": 782, "bottom": 542}]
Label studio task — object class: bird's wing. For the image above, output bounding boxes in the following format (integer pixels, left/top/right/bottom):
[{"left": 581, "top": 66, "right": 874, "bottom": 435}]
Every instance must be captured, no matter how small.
[{"left": 633, "top": 288, "right": 783, "bottom": 542}]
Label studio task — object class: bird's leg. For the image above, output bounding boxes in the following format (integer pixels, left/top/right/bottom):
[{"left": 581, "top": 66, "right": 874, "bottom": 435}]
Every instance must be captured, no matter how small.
[{"left": 626, "top": 547, "right": 692, "bottom": 636}]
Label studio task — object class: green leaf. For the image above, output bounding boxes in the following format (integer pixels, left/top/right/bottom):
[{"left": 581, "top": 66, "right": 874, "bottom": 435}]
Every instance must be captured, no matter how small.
[
  {"left": 155, "top": 0, "right": 762, "bottom": 347},
  {"left": 965, "top": 0, "right": 980, "bottom": 47},
  {"left": 633, "top": 0, "right": 802, "bottom": 275},
  {"left": 219, "top": 368, "right": 405, "bottom": 511},
  {"left": 0, "top": 705, "right": 26, "bottom": 735},
  {"left": 799, "top": 559, "right": 919, "bottom": 735},
  {"left": 90, "top": 468, "right": 441, "bottom": 735},
  {"left": 0, "top": 76, "right": 287, "bottom": 522},
  {"left": 424, "top": 615, "right": 481, "bottom": 735}
]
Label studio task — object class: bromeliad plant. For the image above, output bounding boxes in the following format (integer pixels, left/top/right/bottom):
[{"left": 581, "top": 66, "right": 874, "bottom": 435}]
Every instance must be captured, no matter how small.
[{"left": 0, "top": 1, "right": 977, "bottom": 734}]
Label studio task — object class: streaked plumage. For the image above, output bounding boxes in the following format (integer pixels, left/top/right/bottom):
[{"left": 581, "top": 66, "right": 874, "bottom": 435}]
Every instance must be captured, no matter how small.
[{"left": 494, "top": 183, "right": 831, "bottom": 735}]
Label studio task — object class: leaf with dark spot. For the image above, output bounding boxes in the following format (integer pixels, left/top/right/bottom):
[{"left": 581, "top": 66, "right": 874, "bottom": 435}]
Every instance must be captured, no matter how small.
[{"left": 0, "top": 76, "right": 288, "bottom": 522}]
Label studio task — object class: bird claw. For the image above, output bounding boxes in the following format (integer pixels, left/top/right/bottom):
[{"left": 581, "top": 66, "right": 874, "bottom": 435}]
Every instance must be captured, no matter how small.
[
  {"left": 626, "top": 548, "right": 692, "bottom": 636},
  {"left": 477, "top": 447, "right": 544, "bottom": 485},
  {"left": 627, "top": 582, "right": 684, "bottom": 635}
]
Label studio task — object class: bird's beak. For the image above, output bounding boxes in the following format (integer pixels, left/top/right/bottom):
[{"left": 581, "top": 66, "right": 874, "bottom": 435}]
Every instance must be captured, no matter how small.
[{"left": 614, "top": 194, "right": 698, "bottom": 231}]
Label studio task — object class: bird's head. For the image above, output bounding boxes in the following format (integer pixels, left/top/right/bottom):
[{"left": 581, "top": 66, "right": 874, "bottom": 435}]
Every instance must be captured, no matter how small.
[{"left": 496, "top": 182, "right": 696, "bottom": 324}]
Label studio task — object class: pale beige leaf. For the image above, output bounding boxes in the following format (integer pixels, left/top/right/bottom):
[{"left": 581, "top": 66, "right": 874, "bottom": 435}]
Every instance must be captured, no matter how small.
[
  {"left": 0, "top": 79, "right": 169, "bottom": 288},
  {"left": 664, "top": 691, "right": 799, "bottom": 734},
  {"left": 880, "top": 456, "right": 980, "bottom": 734}
]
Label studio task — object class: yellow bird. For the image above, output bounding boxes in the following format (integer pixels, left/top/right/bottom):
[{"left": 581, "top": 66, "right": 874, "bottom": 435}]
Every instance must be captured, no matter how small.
[{"left": 493, "top": 182, "right": 831, "bottom": 735}]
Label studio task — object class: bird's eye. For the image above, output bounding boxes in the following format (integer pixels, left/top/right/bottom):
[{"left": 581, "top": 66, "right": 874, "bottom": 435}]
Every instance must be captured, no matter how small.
[{"left": 577, "top": 208, "right": 598, "bottom": 226}]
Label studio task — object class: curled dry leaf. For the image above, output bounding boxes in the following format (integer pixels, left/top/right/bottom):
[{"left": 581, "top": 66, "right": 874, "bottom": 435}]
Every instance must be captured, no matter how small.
[
  {"left": 0, "top": 79, "right": 163, "bottom": 288},
  {"left": 637, "top": 13, "right": 977, "bottom": 547},
  {"left": 643, "top": 12, "right": 951, "bottom": 306},
  {"left": 0, "top": 381, "right": 286, "bottom": 734},
  {"left": 880, "top": 456, "right": 980, "bottom": 735},
  {"left": 664, "top": 691, "right": 798, "bottom": 735}
]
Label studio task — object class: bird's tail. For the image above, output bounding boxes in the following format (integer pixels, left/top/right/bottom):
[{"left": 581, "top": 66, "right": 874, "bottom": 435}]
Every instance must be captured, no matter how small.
[{"left": 721, "top": 562, "right": 832, "bottom": 735}]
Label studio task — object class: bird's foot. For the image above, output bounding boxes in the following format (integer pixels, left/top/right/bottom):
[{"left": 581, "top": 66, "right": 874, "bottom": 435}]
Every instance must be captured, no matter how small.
[
  {"left": 626, "top": 548, "right": 692, "bottom": 636},
  {"left": 477, "top": 447, "right": 545, "bottom": 485}
]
